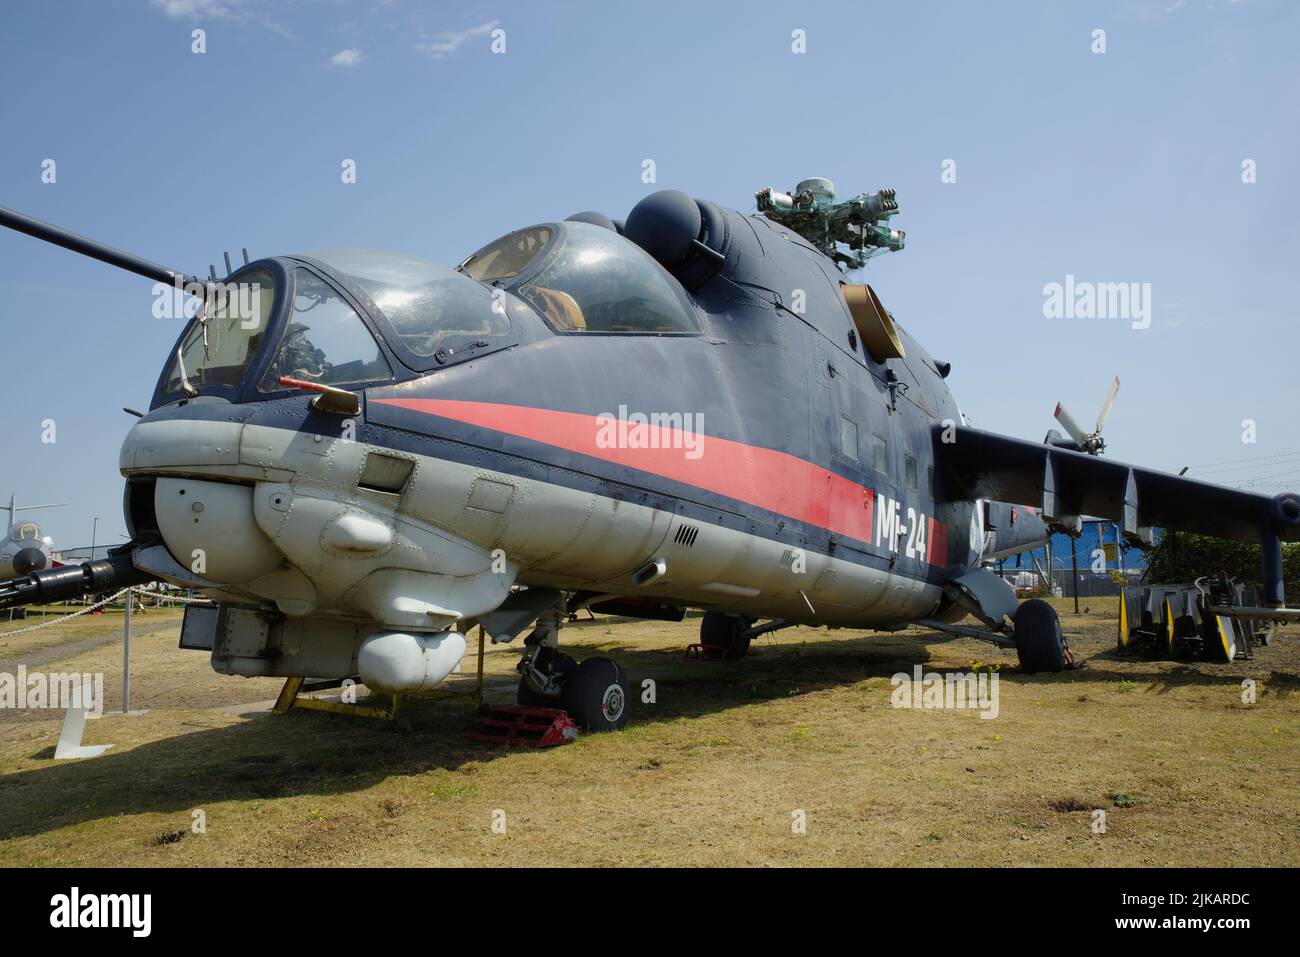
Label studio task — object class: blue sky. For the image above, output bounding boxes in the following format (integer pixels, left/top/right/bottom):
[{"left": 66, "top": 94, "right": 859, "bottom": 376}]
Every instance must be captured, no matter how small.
[{"left": 1, "top": 0, "right": 1297, "bottom": 550}]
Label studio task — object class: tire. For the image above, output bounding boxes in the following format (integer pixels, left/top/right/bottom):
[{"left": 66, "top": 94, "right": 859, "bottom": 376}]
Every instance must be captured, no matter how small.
[
  {"left": 1014, "top": 599, "right": 1067, "bottom": 673},
  {"left": 700, "top": 611, "right": 751, "bottom": 659},
  {"left": 561, "top": 657, "right": 631, "bottom": 731},
  {"left": 516, "top": 651, "right": 576, "bottom": 707}
]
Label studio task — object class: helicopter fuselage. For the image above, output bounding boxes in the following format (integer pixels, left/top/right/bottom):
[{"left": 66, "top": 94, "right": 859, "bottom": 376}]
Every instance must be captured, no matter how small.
[{"left": 115, "top": 200, "right": 986, "bottom": 685}]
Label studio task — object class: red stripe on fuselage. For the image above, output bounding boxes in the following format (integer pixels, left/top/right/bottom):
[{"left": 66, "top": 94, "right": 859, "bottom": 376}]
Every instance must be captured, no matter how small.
[
  {"left": 927, "top": 514, "right": 949, "bottom": 566},
  {"left": 373, "top": 397, "right": 878, "bottom": 545}
]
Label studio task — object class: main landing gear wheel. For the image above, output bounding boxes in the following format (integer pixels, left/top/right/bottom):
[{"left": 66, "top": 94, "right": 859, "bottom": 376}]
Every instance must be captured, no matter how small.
[
  {"left": 561, "top": 657, "right": 631, "bottom": 732},
  {"left": 1013, "top": 599, "right": 1068, "bottom": 673},
  {"left": 517, "top": 651, "right": 577, "bottom": 707},
  {"left": 700, "top": 611, "right": 752, "bottom": 659}
]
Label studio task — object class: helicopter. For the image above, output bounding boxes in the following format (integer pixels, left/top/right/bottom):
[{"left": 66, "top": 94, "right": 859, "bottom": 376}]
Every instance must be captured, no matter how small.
[{"left": 1, "top": 178, "right": 1298, "bottom": 732}]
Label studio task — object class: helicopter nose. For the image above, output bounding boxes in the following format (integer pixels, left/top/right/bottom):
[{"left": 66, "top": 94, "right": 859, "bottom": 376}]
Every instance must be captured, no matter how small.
[{"left": 11, "top": 547, "right": 47, "bottom": 575}]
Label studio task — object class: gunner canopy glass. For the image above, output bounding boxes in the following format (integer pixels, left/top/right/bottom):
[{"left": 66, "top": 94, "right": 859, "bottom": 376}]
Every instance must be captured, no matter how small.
[
  {"left": 460, "top": 226, "right": 553, "bottom": 282},
  {"left": 462, "top": 222, "right": 701, "bottom": 335},
  {"left": 162, "top": 267, "right": 275, "bottom": 395},
  {"left": 313, "top": 249, "right": 510, "bottom": 358},
  {"left": 259, "top": 268, "right": 392, "bottom": 390}
]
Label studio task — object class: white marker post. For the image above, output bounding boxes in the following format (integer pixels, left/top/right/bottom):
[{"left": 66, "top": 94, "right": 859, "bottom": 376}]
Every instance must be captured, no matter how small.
[{"left": 54, "top": 684, "right": 112, "bottom": 760}]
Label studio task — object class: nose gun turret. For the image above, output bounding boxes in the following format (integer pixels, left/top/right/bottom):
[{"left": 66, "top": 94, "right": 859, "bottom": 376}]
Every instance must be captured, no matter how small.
[{"left": 0, "top": 547, "right": 154, "bottom": 610}]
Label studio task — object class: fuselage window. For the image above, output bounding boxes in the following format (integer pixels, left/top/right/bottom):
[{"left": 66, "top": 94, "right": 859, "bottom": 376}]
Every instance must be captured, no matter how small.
[
  {"left": 872, "top": 434, "right": 888, "bottom": 474},
  {"left": 905, "top": 453, "right": 919, "bottom": 491},
  {"left": 840, "top": 415, "right": 859, "bottom": 461}
]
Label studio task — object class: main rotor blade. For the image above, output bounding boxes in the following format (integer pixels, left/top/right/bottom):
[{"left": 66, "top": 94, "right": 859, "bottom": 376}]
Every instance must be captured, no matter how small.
[
  {"left": 1054, "top": 402, "right": 1090, "bottom": 446},
  {"left": 1095, "top": 375, "right": 1121, "bottom": 434}
]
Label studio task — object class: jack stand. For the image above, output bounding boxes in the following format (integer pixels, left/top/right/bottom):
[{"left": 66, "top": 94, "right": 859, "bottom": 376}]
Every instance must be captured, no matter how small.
[
  {"left": 273, "top": 676, "right": 405, "bottom": 721},
  {"left": 273, "top": 626, "right": 487, "bottom": 724}
]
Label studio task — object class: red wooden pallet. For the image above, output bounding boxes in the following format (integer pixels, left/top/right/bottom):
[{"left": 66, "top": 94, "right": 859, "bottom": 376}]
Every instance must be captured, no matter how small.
[{"left": 471, "top": 705, "right": 579, "bottom": 747}]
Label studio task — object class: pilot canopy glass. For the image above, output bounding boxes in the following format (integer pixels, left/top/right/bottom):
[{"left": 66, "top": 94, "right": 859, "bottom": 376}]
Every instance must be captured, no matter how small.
[
  {"left": 461, "top": 222, "right": 701, "bottom": 335},
  {"left": 315, "top": 249, "right": 510, "bottom": 358}
]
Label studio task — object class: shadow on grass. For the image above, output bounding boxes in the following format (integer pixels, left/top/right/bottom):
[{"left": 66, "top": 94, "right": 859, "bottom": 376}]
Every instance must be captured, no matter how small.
[{"left": 0, "top": 625, "right": 1251, "bottom": 842}]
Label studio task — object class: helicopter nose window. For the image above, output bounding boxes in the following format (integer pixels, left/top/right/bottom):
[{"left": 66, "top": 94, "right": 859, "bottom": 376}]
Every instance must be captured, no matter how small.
[
  {"left": 162, "top": 267, "right": 276, "bottom": 395},
  {"left": 259, "top": 269, "right": 392, "bottom": 391}
]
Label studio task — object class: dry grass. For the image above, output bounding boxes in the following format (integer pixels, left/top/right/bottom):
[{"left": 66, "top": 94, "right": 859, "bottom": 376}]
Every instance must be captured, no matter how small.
[
  {"left": 0, "top": 598, "right": 1296, "bottom": 867},
  {"left": 1, "top": 605, "right": 185, "bottom": 664}
]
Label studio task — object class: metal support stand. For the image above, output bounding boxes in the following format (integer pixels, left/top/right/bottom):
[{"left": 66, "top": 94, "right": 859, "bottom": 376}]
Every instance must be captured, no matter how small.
[
  {"left": 1071, "top": 540, "right": 1080, "bottom": 615},
  {"left": 122, "top": 587, "right": 132, "bottom": 714}
]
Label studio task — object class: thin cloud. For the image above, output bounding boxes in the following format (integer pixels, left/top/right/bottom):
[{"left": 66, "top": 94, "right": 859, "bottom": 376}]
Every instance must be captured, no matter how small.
[
  {"left": 330, "top": 48, "right": 365, "bottom": 67},
  {"left": 148, "top": 0, "right": 293, "bottom": 39},
  {"left": 150, "top": 0, "right": 242, "bottom": 20},
  {"left": 416, "top": 19, "right": 500, "bottom": 59}
]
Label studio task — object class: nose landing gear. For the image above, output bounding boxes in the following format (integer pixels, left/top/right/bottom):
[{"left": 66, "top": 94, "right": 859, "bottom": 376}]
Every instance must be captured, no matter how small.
[{"left": 514, "top": 600, "right": 632, "bottom": 731}]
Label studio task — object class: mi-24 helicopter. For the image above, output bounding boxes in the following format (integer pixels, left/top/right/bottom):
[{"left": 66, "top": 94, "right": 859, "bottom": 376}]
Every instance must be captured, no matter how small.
[{"left": 1, "top": 178, "right": 1298, "bottom": 732}]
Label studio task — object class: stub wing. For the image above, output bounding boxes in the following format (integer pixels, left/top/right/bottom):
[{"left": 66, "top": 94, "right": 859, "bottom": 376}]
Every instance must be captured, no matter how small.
[{"left": 933, "top": 424, "right": 1300, "bottom": 602}]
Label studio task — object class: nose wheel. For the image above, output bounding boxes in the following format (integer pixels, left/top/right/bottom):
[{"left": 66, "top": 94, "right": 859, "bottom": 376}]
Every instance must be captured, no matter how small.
[{"left": 561, "top": 657, "right": 631, "bottom": 731}]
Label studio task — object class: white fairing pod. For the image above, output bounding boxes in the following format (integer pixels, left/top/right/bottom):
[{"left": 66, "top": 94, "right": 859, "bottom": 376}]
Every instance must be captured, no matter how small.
[
  {"left": 358, "top": 630, "right": 467, "bottom": 693},
  {"left": 154, "top": 478, "right": 284, "bottom": 583}
]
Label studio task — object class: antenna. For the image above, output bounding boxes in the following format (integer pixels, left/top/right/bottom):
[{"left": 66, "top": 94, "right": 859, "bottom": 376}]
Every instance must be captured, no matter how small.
[
  {"left": 223, "top": 251, "right": 233, "bottom": 275},
  {"left": 242, "top": 247, "right": 250, "bottom": 265}
]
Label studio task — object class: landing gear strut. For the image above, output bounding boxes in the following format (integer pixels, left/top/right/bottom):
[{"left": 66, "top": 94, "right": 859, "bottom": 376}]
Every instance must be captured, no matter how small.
[{"left": 517, "top": 648, "right": 576, "bottom": 707}]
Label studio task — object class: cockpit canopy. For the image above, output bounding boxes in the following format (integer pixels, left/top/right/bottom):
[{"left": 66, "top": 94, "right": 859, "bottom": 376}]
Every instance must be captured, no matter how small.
[
  {"left": 154, "top": 222, "right": 700, "bottom": 407},
  {"left": 460, "top": 221, "right": 701, "bottom": 335},
  {"left": 307, "top": 249, "right": 510, "bottom": 358}
]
